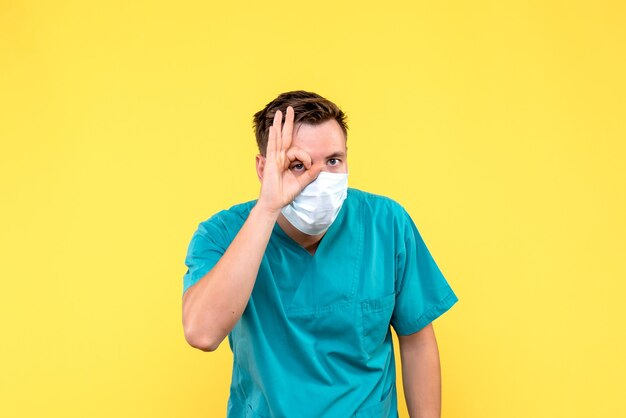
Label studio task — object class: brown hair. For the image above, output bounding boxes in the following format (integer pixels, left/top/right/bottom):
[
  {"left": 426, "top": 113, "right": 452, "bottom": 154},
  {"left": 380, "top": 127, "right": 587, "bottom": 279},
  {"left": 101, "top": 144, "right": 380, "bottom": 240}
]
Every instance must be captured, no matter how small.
[{"left": 252, "top": 90, "right": 348, "bottom": 156}]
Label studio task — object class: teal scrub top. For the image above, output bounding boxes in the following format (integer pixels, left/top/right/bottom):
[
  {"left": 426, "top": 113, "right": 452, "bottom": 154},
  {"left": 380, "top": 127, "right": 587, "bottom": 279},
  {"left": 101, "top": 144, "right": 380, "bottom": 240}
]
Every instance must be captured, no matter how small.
[{"left": 182, "top": 188, "right": 459, "bottom": 418}]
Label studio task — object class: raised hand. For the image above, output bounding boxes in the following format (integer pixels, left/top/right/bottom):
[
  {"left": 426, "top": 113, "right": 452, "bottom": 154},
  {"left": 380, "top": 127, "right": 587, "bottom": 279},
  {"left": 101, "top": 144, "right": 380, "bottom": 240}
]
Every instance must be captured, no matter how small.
[{"left": 257, "top": 106, "right": 322, "bottom": 214}]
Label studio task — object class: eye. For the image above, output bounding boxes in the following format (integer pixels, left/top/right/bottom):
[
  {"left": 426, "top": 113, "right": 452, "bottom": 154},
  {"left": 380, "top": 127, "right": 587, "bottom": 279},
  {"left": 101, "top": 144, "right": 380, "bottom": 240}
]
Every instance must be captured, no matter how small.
[
  {"left": 328, "top": 158, "right": 340, "bottom": 166},
  {"left": 290, "top": 162, "right": 305, "bottom": 171}
]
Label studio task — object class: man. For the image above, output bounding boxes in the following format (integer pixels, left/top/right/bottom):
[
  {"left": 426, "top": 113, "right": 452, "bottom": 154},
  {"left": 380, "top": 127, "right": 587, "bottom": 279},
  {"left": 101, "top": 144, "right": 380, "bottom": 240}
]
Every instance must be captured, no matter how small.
[{"left": 181, "top": 91, "right": 459, "bottom": 417}]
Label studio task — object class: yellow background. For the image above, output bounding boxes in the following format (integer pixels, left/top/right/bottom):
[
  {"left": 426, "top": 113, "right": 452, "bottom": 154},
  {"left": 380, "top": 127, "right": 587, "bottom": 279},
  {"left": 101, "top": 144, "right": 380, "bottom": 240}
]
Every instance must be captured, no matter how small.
[{"left": 1, "top": 1, "right": 625, "bottom": 417}]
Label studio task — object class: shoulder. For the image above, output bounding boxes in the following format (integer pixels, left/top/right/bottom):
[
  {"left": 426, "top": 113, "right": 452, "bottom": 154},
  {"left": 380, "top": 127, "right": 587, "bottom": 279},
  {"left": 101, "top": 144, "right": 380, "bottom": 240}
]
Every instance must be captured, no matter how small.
[
  {"left": 347, "top": 187, "right": 408, "bottom": 220},
  {"left": 195, "top": 199, "right": 257, "bottom": 239},
  {"left": 346, "top": 188, "right": 416, "bottom": 253}
]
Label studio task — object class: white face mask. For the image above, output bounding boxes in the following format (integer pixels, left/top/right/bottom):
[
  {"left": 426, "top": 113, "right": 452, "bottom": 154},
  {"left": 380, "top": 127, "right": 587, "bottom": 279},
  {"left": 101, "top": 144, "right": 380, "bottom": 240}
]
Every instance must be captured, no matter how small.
[{"left": 281, "top": 171, "right": 348, "bottom": 236}]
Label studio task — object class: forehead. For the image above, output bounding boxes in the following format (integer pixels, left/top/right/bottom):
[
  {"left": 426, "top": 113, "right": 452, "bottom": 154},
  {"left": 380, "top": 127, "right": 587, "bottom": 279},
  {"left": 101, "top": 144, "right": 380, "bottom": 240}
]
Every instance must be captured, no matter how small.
[{"left": 292, "top": 119, "right": 347, "bottom": 157}]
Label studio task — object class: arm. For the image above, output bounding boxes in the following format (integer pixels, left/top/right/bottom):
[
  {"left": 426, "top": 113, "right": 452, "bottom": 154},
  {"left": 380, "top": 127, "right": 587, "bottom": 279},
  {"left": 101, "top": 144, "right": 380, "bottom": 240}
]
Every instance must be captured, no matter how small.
[
  {"left": 398, "top": 323, "right": 442, "bottom": 418},
  {"left": 182, "top": 106, "right": 321, "bottom": 352},
  {"left": 182, "top": 203, "right": 279, "bottom": 352}
]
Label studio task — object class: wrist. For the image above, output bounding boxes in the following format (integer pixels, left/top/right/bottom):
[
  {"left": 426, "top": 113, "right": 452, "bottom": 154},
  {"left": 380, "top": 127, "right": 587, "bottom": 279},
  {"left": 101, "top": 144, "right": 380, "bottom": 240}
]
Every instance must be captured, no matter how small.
[{"left": 252, "top": 201, "right": 282, "bottom": 220}]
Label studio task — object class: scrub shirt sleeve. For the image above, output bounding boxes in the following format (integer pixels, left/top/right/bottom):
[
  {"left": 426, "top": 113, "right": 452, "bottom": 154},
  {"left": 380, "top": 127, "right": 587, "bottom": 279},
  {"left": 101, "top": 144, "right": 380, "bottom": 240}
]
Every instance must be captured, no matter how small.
[
  {"left": 181, "top": 216, "right": 229, "bottom": 297},
  {"left": 390, "top": 207, "right": 459, "bottom": 336}
]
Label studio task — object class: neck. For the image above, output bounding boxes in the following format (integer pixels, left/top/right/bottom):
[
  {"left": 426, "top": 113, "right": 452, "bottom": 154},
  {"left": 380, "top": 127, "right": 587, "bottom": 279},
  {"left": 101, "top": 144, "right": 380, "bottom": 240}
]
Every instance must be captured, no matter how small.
[{"left": 277, "top": 213, "right": 324, "bottom": 255}]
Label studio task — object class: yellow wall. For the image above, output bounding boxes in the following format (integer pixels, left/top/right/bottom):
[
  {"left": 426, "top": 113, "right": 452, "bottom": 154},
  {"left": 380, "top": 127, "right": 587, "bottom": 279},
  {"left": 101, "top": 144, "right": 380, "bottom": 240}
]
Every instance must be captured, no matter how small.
[{"left": 1, "top": 1, "right": 625, "bottom": 417}]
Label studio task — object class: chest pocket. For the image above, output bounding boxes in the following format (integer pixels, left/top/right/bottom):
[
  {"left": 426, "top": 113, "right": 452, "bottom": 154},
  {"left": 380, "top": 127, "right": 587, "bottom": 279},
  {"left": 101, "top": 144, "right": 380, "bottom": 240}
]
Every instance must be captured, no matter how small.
[
  {"left": 361, "top": 292, "right": 396, "bottom": 355},
  {"left": 354, "top": 383, "right": 395, "bottom": 417}
]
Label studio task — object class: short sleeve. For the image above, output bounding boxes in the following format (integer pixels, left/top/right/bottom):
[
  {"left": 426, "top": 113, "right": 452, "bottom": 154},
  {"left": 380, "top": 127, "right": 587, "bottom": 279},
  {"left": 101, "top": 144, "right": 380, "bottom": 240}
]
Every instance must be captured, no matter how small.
[
  {"left": 390, "top": 207, "right": 459, "bottom": 335},
  {"left": 181, "top": 216, "right": 229, "bottom": 297}
]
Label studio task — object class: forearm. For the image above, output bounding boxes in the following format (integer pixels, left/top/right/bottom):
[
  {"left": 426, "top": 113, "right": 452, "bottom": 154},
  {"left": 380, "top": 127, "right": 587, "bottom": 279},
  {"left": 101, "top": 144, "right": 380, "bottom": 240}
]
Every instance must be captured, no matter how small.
[
  {"left": 399, "top": 325, "right": 442, "bottom": 418},
  {"left": 182, "top": 202, "right": 279, "bottom": 351}
]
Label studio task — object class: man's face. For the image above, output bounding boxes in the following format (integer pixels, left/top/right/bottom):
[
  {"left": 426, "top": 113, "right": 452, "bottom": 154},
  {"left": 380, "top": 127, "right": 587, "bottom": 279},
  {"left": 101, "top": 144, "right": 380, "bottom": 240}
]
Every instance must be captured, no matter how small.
[
  {"left": 256, "top": 118, "right": 348, "bottom": 179},
  {"left": 288, "top": 119, "right": 348, "bottom": 176}
]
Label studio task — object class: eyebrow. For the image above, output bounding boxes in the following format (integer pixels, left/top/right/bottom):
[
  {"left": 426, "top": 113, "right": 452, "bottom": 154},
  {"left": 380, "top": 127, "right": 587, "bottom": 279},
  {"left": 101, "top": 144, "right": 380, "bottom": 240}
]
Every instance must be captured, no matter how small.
[{"left": 325, "top": 152, "right": 346, "bottom": 159}]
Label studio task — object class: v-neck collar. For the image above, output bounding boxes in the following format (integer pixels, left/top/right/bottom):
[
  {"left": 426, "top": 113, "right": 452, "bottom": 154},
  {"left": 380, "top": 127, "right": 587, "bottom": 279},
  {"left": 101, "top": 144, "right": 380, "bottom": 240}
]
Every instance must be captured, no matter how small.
[{"left": 272, "top": 192, "right": 350, "bottom": 259}]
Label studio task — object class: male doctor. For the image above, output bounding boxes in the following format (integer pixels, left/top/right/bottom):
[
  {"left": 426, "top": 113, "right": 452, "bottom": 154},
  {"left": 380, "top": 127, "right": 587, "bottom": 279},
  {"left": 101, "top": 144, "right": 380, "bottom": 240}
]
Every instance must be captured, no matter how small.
[{"left": 181, "top": 90, "right": 458, "bottom": 417}]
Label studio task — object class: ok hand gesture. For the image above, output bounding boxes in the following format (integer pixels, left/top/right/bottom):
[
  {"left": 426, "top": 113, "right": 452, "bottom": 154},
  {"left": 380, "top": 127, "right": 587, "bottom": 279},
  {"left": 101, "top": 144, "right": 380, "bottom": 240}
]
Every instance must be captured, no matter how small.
[{"left": 257, "top": 106, "right": 322, "bottom": 214}]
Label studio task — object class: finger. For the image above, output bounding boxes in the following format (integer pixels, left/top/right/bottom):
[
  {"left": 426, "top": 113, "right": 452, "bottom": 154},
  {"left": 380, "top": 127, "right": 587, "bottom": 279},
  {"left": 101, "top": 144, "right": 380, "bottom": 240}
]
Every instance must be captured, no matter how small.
[
  {"left": 286, "top": 146, "right": 312, "bottom": 169},
  {"left": 267, "top": 126, "right": 276, "bottom": 158},
  {"left": 298, "top": 164, "right": 323, "bottom": 189},
  {"left": 281, "top": 106, "right": 294, "bottom": 150},
  {"left": 273, "top": 110, "right": 283, "bottom": 153}
]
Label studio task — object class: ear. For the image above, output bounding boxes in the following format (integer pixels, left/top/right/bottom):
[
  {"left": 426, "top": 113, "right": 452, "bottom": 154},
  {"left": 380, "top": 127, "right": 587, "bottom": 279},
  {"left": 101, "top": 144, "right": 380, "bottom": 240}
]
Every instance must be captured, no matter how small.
[{"left": 255, "top": 154, "right": 265, "bottom": 182}]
